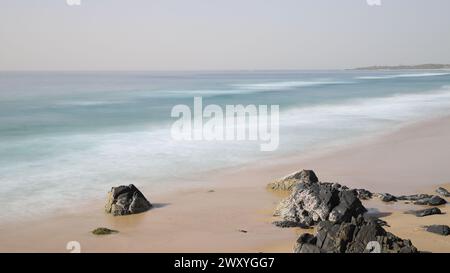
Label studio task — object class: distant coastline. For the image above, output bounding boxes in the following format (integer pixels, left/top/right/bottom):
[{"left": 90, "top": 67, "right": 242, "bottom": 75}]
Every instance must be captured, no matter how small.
[{"left": 352, "top": 64, "right": 450, "bottom": 70}]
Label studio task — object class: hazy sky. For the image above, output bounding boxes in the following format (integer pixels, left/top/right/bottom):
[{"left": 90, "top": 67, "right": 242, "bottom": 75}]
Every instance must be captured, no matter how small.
[{"left": 1, "top": 0, "right": 450, "bottom": 71}]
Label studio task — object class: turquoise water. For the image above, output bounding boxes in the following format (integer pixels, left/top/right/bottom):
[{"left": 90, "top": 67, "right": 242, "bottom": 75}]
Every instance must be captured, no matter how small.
[{"left": 1, "top": 70, "right": 450, "bottom": 222}]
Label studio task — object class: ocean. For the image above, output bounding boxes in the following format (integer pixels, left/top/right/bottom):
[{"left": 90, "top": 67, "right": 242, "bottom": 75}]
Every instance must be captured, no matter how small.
[{"left": 1, "top": 70, "right": 450, "bottom": 222}]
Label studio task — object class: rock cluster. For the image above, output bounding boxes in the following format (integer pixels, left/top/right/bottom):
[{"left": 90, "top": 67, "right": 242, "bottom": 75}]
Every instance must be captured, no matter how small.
[
  {"left": 269, "top": 171, "right": 448, "bottom": 207},
  {"left": 294, "top": 216, "right": 418, "bottom": 253},
  {"left": 274, "top": 172, "right": 366, "bottom": 228},
  {"left": 270, "top": 170, "right": 424, "bottom": 253},
  {"left": 105, "top": 184, "right": 153, "bottom": 216}
]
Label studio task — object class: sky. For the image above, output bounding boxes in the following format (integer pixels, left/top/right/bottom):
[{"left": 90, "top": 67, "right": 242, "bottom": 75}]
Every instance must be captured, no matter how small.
[{"left": 1, "top": 0, "right": 450, "bottom": 71}]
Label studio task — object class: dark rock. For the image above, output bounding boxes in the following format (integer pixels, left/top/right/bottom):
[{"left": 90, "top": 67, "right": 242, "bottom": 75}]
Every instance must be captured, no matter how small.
[
  {"left": 426, "top": 225, "right": 450, "bottom": 236},
  {"left": 436, "top": 187, "right": 450, "bottom": 197},
  {"left": 379, "top": 193, "right": 447, "bottom": 205},
  {"left": 405, "top": 207, "right": 442, "bottom": 217},
  {"left": 413, "top": 195, "right": 447, "bottom": 206},
  {"left": 105, "top": 184, "right": 152, "bottom": 216},
  {"left": 294, "top": 243, "right": 321, "bottom": 253},
  {"left": 237, "top": 229, "right": 248, "bottom": 233},
  {"left": 378, "top": 193, "right": 397, "bottom": 202},
  {"left": 383, "top": 194, "right": 446, "bottom": 206},
  {"left": 274, "top": 179, "right": 366, "bottom": 228},
  {"left": 294, "top": 216, "right": 418, "bottom": 253},
  {"left": 397, "top": 194, "right": 433, "bottom": 201},
  {"left": 92, "top": 227, "right": 118, "bottom": 235},
  {"left": 293, "top": 234, "right": 321, "bottom": 253},
  {"left": 356, "top": 189, "right": 373, "bottom": 200},
  {"left": 267, "top": 170, "right": 319, "bottom": 191}
]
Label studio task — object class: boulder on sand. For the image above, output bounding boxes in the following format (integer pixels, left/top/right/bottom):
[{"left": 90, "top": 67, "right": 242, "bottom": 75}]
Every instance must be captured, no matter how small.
[
  {"left": 105, "top": 184, "right": 152, "bottom": 216},
  {"left": 267, "top": 170, "right": 319, "bottom": 192},
  {"left": 405, "top": 207, "right": 442, "bottom": 217},
  {"left": 294, "top": 215, "right": 418, "bottom": 253},
  {"left": 426, "top": 225, "right": 450, "bottom": 236},
  {"left": 274, "top": 177, "right": 366, "bottom": 228}
]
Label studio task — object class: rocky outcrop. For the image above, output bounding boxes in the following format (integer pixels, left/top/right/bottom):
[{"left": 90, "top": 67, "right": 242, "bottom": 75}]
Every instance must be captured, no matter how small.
[
  {"left": 105, "top": 184, "right": 152, "bottom": 216},
  {"left": 267, "top": 170, "right": 318, "bottom": 191},
  {"left": 294, "top": 216, "right": 418, "bottom": 253},
  {"left": 426, "top": 225, "right": 450, "bottom": 236},
  {"left": 436, "top": 187, "right": 450, "bottom": 197},
  {"left": 405, "top": 207, "right": 442, "bottom": 217},
  {"left": 274, "top": 180, "right": 366, "bottom": 228}
]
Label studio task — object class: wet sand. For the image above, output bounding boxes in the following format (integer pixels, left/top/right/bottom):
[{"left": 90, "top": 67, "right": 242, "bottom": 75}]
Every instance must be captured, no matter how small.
[{"left": 0, "top": 116, "right": 449, "bottom": 253}]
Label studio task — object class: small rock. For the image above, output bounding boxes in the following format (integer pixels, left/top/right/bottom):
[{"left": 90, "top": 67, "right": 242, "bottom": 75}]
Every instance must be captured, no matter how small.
[
  {"left": 267, "top": 170, "right": 318, "bottom": 192},
  {"left": 426, "top": 225, "right": 450, "bottom": 236},
  {"left": 405, "top": 207, "right": 442, "bottom": 217},
  {"left": 378, "top": 193, "right": 397, "bottom": 202},
  {"left": 105, "top": 184, "right": 153, "bottom": 216},
  {"left": 238, "top": 229, "right": 248, "bottom": 233},
  {"left": 92, "top": 227, "right": 119, "bottom": 235},
  {"left": 436, "top": 187, "right": 450, "bottom": 197}
]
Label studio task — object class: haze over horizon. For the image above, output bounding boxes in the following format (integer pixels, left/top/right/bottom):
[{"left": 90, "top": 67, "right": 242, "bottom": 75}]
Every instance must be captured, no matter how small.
[{"left": 1, "top": 0, "right": 450, "bottom": 71}]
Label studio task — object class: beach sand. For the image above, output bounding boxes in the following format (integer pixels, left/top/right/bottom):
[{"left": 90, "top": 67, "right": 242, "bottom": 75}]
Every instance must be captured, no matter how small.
[{"left": 0, "top": 116, "right": 449, "bottom": 253}]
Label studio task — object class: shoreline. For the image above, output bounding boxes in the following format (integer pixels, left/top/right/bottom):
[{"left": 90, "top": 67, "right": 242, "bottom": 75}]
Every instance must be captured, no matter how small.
[{"left": 1, "top": 115, "right": 449, "bottom": 252}]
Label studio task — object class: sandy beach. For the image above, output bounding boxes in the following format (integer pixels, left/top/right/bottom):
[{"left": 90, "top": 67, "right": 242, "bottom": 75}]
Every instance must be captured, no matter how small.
[{"left": 0, "top": 115, "right": 449, "bottom": 253}]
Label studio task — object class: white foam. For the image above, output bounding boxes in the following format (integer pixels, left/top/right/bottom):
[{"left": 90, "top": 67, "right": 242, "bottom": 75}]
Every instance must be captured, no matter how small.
[
  {"left": 232, "top": 81, "right": 353, "bottom": 91},
  {"left": 280, "top": 86, "right": 450, "bottom": 130},
  {"left": 357, "top": 73, "right": 450, "bottom": 80},
  {"left": 57, "top": 100, "right": 128, "bottom": 107}
]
